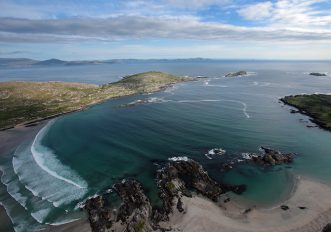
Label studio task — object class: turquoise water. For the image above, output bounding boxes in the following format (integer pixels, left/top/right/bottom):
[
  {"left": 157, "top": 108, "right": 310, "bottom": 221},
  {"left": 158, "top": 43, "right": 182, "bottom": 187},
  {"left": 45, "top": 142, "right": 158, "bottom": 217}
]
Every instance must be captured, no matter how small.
[{"left": 1, "top": 61, "right": 331, "bottom": 231}]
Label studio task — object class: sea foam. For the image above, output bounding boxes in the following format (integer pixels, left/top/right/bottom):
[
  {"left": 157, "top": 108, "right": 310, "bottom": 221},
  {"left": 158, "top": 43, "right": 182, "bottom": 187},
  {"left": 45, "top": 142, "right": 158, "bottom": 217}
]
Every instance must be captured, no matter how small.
[
  {"left": 30, "top": 120, "right": 87, "bottom": 189},
  {"left": 168, "top": 156, "right": 189, "bottom": 161},
  {"left": 12, "top": 120, "right": 88, "bottom": 208}
]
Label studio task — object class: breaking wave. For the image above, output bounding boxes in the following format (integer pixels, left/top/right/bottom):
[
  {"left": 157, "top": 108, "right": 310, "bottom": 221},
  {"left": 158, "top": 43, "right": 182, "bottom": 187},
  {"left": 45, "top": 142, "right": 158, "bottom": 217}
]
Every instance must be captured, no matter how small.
[
  {"left": 31, "top": 120, "right": 87, "bottom": 189},
  {"left": 168, "top": 156, "right": 189, "bottom": 161}
]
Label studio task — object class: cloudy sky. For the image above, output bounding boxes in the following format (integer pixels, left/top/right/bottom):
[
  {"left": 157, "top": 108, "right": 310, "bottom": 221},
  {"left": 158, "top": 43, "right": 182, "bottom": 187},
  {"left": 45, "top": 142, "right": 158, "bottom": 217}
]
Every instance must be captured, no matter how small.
[{"left": 0, "top": 0, "right": 330, "bottom": 60}]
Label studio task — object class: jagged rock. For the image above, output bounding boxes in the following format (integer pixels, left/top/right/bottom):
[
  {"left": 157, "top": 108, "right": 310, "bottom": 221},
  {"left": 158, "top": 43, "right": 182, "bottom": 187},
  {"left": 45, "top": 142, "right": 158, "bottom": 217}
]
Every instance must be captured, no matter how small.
[
  {"left": 154, "top": 159, "right": 246, "bottom": 221},
  {"left": 84, "top": 160, "right": 246, "bottom": 231},
  {"left": 84, "top": 179, "right": 154, "bottom": 232},
  {"left": 251, "top": 147, "right": 294, "bottom": 166}
]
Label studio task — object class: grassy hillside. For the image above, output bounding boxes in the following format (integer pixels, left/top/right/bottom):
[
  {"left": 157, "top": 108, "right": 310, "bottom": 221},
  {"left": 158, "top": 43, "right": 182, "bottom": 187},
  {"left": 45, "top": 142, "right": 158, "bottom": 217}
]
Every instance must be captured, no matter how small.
[
  {"left": 281, "top": 94, "right": 331, "bottom": 130},
  {"left": 0, "top": 71, "right": 191, "bottom": 130}
]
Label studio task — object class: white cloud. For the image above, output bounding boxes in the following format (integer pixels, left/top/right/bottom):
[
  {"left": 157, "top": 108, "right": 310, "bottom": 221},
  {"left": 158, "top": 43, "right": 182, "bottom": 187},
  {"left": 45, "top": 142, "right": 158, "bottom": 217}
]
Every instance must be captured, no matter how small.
[
  {"left": 238, "top": 1, "right": 273, "bottom": 20},
  {"left": 238, "top": 0, "right": 331, "bottom": 28},
  {"left": 0, "top": 16, "right": 330, "bottom": 43}
]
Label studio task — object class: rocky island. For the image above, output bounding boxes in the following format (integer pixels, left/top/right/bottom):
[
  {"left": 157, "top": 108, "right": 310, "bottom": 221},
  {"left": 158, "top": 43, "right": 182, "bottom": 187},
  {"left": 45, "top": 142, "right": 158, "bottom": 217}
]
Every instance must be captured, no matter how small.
[
  {"left": 225, "top": 71, "right": 247, "bottom": 77},
  {"left": 309, "top": 72, "right": 327, "bottom": 76},
  {"left": 0, "top": 71, "right": 192, "bottom": 130},
  {"left": 280, "top": 94, "right": 331, "bottom": 131}
]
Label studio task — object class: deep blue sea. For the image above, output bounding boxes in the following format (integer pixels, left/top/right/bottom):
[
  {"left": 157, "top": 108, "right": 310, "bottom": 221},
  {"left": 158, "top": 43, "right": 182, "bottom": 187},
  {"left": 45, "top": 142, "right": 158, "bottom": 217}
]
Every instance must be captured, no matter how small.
[{"left": 1, "top": 60, "right": 331, "bottom": 231}]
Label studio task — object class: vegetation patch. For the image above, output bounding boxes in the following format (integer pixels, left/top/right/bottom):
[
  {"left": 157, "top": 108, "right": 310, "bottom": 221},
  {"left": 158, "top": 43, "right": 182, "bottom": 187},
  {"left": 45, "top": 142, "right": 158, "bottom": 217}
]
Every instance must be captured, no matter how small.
[
  {"left": 0, "top": 71, "right": 192, "bottom": 130},
  {"left": 280, "top": 94, "right": 331, "bottom": 131}
]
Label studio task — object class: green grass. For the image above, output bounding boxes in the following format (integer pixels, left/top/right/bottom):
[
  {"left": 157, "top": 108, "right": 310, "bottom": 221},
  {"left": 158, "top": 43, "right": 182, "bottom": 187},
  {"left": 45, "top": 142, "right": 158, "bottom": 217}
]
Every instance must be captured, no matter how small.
[
  {"left": 0, "top": 71, "right": 192, "bottom": 130},
  {"left": 281, "top": 94, "right": 331, "bottom": 130},
  {"left": 133, "top": 220, "right": 145, "bottom": 232}
]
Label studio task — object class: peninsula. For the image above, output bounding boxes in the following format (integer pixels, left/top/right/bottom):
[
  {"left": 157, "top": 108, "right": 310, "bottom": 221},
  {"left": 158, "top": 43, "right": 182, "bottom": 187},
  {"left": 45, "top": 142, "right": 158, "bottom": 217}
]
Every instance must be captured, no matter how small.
[
  {"left": 280, "top": 94, "right": 331, "bottom": 131},
  {"left": 0, "top": 71, "right": 192, "bottom": 130}
]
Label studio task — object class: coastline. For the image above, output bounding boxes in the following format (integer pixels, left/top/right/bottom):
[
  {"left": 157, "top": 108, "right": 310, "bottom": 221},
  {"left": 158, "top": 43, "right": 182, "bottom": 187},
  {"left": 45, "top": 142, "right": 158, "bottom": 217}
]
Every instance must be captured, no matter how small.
[
  {"left": 0, "top": 122, "right": 92, "bottom": 232},
  {"left": 280, "top": 96, "right": 331, "bottom": 132},
  {"left": 0, "top": 75, "right": 194, "bottom": 131},
  {"left": 0, "top": 85, "right": 161, "bottom": 132},
  {"left": 1, "top": 122, "right": 331, "bottom": 232},
  {"left": 165, "top": 176, "right": 331, "bottom": 232}
]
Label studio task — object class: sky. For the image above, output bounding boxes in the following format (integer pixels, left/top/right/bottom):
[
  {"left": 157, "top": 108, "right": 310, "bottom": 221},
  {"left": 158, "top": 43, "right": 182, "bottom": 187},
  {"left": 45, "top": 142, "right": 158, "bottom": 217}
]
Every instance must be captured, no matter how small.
[{"left": 0, "top": 0, "right": 331, "bottom": 60}]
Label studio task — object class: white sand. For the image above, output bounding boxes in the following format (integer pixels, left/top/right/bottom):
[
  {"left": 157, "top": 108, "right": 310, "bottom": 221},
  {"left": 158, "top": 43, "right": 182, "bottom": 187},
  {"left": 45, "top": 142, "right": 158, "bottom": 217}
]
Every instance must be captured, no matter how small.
[{"left": 167, "top": 177, "right": 331, "bottom": 232}]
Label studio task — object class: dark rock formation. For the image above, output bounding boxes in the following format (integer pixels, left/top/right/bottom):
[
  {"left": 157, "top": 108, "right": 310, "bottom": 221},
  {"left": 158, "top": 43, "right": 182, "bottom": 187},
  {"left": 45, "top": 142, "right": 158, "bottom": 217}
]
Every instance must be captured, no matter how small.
[
  {"left": 224, "top": 197, "right": 230, "bottom": 203},
  {"left": 280, "top": 205, "right": 289, "bottom": 210},
  {"left": 84, "top": 159, "right": 246, "bottom": 231},
  {"left": 225, "top": 71, "right": 247, "bottom": 77},
  {"left": 251, "top": 147, "right": 294, "bottom": 166},
  {"left": 84, "top": 179, "right": 154, "bottom": 232},
  {"left": 154, "top": 159, "right": 246, "bottom": 221},
  {"left": 310, "top": 72, "right": 327, "bottom": 76},
  {"left": 322, "top": 223, "right": 331, "bottom": 232}
]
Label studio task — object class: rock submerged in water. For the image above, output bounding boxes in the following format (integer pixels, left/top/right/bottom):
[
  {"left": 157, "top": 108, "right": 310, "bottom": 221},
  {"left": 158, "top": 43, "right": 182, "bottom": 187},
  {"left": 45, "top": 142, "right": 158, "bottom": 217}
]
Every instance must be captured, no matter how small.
[{"left": 225, "top": 71, "right": 247, "bottom": 77}]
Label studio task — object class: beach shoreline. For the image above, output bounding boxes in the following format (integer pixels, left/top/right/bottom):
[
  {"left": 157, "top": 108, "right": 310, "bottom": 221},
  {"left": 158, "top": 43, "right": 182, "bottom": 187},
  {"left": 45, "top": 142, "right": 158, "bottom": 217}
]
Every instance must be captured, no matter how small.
[
  {"left": 1, "top": 116, "right": 331, "bottom": 232},
  {"left": 165, "top": 176, "right": 331, "bottom": 232}
]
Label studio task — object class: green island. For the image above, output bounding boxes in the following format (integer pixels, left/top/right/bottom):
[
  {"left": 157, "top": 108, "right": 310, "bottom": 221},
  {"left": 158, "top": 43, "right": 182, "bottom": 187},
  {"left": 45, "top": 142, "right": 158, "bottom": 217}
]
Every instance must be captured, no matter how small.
[
  {"left": 281, "top": 94, "right": 331, "bottom": 131},
  {"left": 0, "top": 71, "right": 192, "bottom": 130}
]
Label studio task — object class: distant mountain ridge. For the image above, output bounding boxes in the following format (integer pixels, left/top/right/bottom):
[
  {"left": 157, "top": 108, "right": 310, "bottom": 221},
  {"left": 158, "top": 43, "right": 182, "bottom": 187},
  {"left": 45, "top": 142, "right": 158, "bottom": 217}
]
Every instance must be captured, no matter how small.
[{"left": 0, "top": 58, "right": 214, "bottom": 68}]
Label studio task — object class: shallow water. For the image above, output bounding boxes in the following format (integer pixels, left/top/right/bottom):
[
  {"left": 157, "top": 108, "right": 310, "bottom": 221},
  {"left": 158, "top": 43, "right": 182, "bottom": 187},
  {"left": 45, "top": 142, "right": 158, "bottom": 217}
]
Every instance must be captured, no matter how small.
[{"left": 1, "top": 60, "right": 331, "bottom": 230}]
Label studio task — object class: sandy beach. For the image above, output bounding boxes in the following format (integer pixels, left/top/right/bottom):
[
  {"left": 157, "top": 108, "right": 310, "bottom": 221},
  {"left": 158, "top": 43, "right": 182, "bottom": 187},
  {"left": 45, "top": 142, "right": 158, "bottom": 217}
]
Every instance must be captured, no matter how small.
[{"left": 167, "top": 176, "right": 331, "bottom": 232}]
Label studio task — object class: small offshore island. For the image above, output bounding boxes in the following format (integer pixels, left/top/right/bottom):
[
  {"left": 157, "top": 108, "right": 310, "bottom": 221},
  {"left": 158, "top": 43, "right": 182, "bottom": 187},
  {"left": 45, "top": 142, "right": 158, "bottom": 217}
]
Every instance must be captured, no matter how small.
[
  {"left": 225, "top": 71, "right": 247, "bottom": 78},
  {"left": 281, "top": 94, "right": 331, "bottom": 131},
  {"left": 0, "top": 71, "right": 192, "bottom": 130},
  {"left": 309, "top": 72, "right": 327, "bottom": 77}
]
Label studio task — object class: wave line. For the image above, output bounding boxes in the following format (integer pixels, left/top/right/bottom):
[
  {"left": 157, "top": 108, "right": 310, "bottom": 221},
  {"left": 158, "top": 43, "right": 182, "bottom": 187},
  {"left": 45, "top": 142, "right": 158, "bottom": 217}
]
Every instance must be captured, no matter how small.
[{"left": 31, "top": 120, "right": 87, "bottom": 189}]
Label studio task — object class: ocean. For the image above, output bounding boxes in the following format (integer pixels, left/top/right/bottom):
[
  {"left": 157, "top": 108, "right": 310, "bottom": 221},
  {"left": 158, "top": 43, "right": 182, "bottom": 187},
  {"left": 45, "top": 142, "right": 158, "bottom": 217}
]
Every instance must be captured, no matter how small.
[{"left": 1, "top": 60, "right": 331, "bottom": 231}]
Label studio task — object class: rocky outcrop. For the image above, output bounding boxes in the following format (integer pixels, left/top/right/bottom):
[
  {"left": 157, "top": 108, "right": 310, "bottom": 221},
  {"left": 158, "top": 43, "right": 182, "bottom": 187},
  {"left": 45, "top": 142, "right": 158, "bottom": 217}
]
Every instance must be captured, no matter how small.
[
  {"left": 310, "top": 72, "right": 327, "bottom": 77},
  {"left": 84, "top": 159, "right": 246, "bottom": 231},
  {"left": 242, "top": 147, "right": 294, "bottom": 166},
  {"left": 225, "top": 71, "right": 247, "bottom": 77},
  {"left": 253, "top": 147, "right": 293, "bottom": 166},
  {"left": 84, "top": 179, "right": 154, "bottom": 232},
  {"left": 154, "top": 159, "right": 246, "bottom": 221}
]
